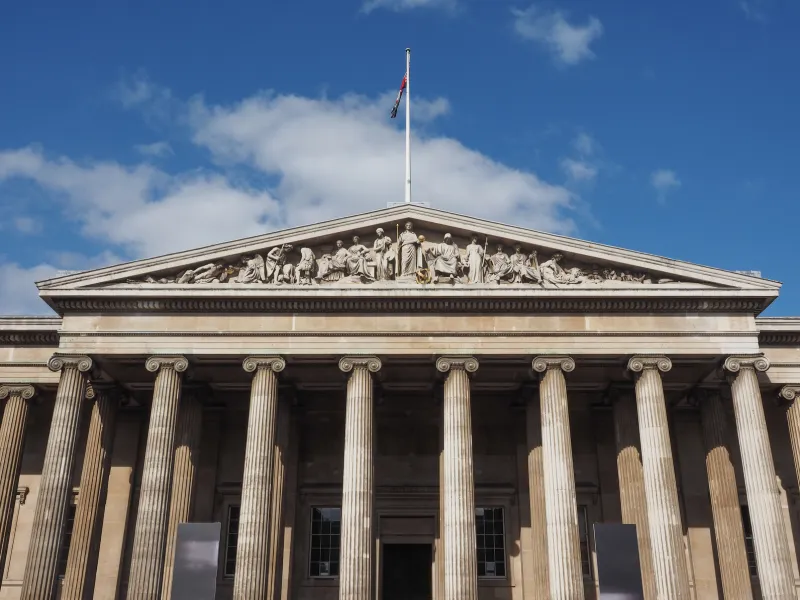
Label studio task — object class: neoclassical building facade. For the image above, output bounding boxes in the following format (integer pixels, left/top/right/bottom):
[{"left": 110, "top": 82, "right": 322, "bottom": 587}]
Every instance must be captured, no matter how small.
[{"left": 1, "top": 204, "right": 800, "bottom": 600}]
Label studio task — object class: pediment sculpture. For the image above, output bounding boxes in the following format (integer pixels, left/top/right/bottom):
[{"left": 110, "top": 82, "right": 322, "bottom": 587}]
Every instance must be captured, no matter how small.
[{"left": 132, "top": 221, "right": 677, "bottom": 287}]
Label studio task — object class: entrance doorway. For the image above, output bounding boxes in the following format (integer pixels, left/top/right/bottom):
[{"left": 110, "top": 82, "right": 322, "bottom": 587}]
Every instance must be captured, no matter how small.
[{"left": 381, "top": 543, "right": 433, "bottom": 600}]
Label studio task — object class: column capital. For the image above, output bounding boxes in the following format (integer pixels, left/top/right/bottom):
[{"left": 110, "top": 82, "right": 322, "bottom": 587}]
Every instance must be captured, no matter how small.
[
  {"left": 48, "top": 354, "right": 92, "bottom": 373},
  {"left": 723, "top": 354, "right": 769, "bottom": 374},
  {"left": 532, "top": 355, "right": 575, "bottom": 374},
  {"left": 779, "top": 385, "right": 800, "bottom": 404},
  {"left": 242, "top": 356, "right": 286, "bottom": 374},
  {"left": 339, "top": 355, "right": 382, "bottom": 373},
  {"left": 146, "top": 356, "right": 189, "bottom": 373},
  {"left": 627, "top": 355, "right": 672, "bottom": 374},
  {"left": 436, "top": 355, "right": 479, "bottom": 373},
  {"left": 0, "top": 384, "right": 36, "bottom": 402},
  {"left": 84, "top": 381, "right": 127, "bottom": 405}
]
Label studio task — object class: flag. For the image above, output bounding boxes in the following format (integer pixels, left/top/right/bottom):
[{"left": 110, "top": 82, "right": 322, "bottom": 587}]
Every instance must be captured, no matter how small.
[{"left": 390, "top": 74, "right": 407, "bottom": 119}]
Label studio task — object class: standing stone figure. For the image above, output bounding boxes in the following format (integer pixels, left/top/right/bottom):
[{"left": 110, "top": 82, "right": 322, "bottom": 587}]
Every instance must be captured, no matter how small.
[
  {"left": 296, "top": 248, "right": 316, "bottom": 285},
  {"left": 372, "top": 228, "right": 395, "bottom": 280},
  {"left": 426, "top": 233, "right": 461, "bottom": 283},
  {"left": 264, "top": 245, "right": 293, "bottom": 283},
  {"left": 397, "top": 221, "right": 419, "bottom": 277},
  {"left": 465, "top": 235, "right": 485, "bottom": 283}
]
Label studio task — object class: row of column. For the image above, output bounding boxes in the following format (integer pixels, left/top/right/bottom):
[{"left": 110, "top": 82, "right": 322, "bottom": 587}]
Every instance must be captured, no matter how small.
[{"left": 1, "top": 352, "right": 799, "bottom": 599}]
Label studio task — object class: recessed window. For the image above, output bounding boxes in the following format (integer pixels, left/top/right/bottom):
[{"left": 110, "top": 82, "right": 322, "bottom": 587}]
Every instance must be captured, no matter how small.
[
  {"left": 224, "top": 504, "right": 241, "bottom": 578},
  {"left": 741, "top": 505, "right": 758, "bottom": 578},
  {"left": 310, "top": 507, "right": 341, "bottom": 578},
  {"left": 57, "top": 502, "right": 77, "bottom": 578},
  {"left": 476, "top": 507, "right": 506, "bottom": 578},
  {"left": 577, "top": 505, "right": 592, "bottom": 580}
]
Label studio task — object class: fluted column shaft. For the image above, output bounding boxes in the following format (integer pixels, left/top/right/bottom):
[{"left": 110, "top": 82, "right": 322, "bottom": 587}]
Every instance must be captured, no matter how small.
[
  {"left": 533, "top": 356, "right": 584, "bottom": 600},
  {"left": 725, "top": 356, "right": 795, "bottom": 598},
  {"left": 62, "top": 385, "right": 119, "bottom": 600},
  {"left": 525, "top": 392, "right": 549, "bottom": 600},
  {"left": 233, "top": 356, "right": 285, "bottom": 600},
  {"left": 612, "top": 392, "right": 657, "bottom": 600},
  {"left": 126, "top": 356, "right": 188, "bottom": 600},
  {"left": 627, "top": 356, "right": 690, "bottom": 600},
  {"left": 0, "top": 385, "right": 35, "bottom": 572},
  {"left": 698, "top": 391, "right": 753, "bottom": 600},
  {"left": 781, "top": 385, "right": 800, "bottom": 521},
  {"left": 437, "top": 356, "right": 479, "bottom": 600},
  {"left": 338, "top": 356, "right": 381, "bottom": 600},
  {"left": 21, "top": 355, "right": 92, "bottom": 600},
  {"left": 161, "top": 392, "right": 203, "bottom": 599},
  {"left": 267, "top": 396, "right": 290, "bottom": 600}
]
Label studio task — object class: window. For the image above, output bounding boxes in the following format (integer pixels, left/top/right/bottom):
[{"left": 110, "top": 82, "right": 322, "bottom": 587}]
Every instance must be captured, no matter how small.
[
  {"left": 577, "top": 505, "right": 592, "bottom": 580},
  {"left": 310, "top": 507, "right": 341, "bottom": 577},
  {"left": 57, "top": 502, "right": 77, "bottom": 578},
  {"left": 476, "top": 507, "right": 506, "bottom": 578},
  {"left": 741, "top": 505, "right": 758, "bottom": 577},
  {"left": 223, "top": 504, "right": 241, "bottom": 578}
]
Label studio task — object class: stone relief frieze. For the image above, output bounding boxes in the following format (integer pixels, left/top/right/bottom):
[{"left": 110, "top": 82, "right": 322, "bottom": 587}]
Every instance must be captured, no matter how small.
[{"left": 131, "top": 221, "right": 678, "bottom": 287}]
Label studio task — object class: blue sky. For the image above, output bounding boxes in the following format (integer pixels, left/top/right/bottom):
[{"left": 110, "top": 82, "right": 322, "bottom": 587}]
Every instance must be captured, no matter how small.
[{"left": 0, "top": 0, "right": 797, "bottom": 314}]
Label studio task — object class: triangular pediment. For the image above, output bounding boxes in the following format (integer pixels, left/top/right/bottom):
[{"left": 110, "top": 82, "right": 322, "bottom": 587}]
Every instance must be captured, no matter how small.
[{"left": 37, "top": 205, "right": 779, "bottom": 301}]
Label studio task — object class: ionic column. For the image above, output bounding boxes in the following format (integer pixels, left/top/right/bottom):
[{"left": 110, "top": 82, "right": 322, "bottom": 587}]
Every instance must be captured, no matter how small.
[
  {"left": 232, "top": 356, "right": 285, "bottom": 600},
  {"left": 436, "top": 356, "right": 479, "bottom": 600},
  {"left": 532, "top": 356, "right": 584, "bottom": 600},
  {"left": 0, "top": 384, "right": 35, "bottom": 571},
  {"left": 267, "top": 392, "right": 291, "bottom": 600},
  {"left": 21, "top": 355, "right": 92, "bottom": 600},
  {"left": 161, "top": 391, "right": 204, "bottom": 599},
  {"left": 780, "top": 385, "right": 800, "bottom": 514},
  {"left": 126, "top": 355, "right": 188, "bottom": 600},
  {"left": 338, "top": 356, "right": 381, "bottom": 600},
  {"left": 724, "top": 356, "right": 795, "bottom": 598},
  {"left": 627, "top": 355, "right": 690, "bottom": 600},
  {"left": 61, "top": 383, "right": 120, "bottom": 600},
  {"left": 524, "top": 388, "right": 549, "bottom": 600},
  {"left": 696, "top": 390, "right": 753, "bottom": 600},
  {"left": 611, "top": 390, "right": 657, "bottom": 600}
]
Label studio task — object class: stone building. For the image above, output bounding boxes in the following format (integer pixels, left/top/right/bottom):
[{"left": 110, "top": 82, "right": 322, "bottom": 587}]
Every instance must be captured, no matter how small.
[{"left": 1, "top": 204, "right": 799, "bottom": 600}]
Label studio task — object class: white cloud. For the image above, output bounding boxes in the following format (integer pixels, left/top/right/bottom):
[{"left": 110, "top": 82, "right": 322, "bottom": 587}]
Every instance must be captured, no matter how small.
[
  {"left": 189, "top": 90, "right": 575, "bottom": 232},
  {"left": 560, "top": 158, "right": 597, "bottom": 182},
  {"left": 361, "top": 0, "right": 456, "bottom": 13},
  {"left": 0, "top": 80, "right": 576, "bottom": 314},
  {"left": 134, "top": 141, "right": 173, "bottom": 158},
  {"left": 13, "top": 216, "right": 42, "bottom": 234},
  {"left": 573, "top": 132, "right": 595, "bottom": 156},
  {"left": 513, "top": 5, "right": 603, "bottom": 66},
  {"left": 739, "top": 0, "right": 768, "bottom": 22},
  {"left": 651, "top": 169, "right": 681, "bottom": 203},
  {"left": 0, "top": 147, "right": 281, "bottom": 257},
  {"left": 0, "top": 262, "right": 59, "bottom": 315}
]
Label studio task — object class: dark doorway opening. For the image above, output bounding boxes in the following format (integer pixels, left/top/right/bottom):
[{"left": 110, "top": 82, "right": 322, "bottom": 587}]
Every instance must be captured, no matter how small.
[{"left": 382, "top": 543, "right": 433, "bottom": 600}]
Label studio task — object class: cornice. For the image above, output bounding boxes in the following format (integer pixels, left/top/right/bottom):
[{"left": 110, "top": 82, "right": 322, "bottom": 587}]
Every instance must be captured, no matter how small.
[
  {"left": 57, "top": 330, "right": 759, "bottom": 338},
  {"left": 756, "top": 317, "right": 800, "bottom": 346},
  {"left": 44, "top": 296, "right": 769, "bottom": 315},
  {"left": 0, "top": 317, "right": 61, "bottom": 347}
]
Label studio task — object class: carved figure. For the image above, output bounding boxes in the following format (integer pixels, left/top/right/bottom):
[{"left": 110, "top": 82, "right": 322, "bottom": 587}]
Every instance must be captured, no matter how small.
[
  {"left": 539, "top": 253, "right": 587, "bottom": 286},
  {"left": 426, "top": 233, "right": 461, "bottom": 282},
  {"left": 510, "top": 246, "right": 542, "bottom": 284},
  {"left": 397, "top": 221, "right": 419, "bottom": 276},
  {"left": 347, "top": 236, "right": 372, "bottom": 279},
  {"left": 264, "top": 245, "right": 293, "bottom": 284},
  {"left": 177, "top": 263, "right": 224, "bottom": 284},
  {"left": 236, "top": 255, "right": 266, "bottom": 283},
  {"left": 315, "top": 241, "right": 349, "bottom": 283},
  {"left": 465, "top": 235, "right": 485, "bottom": 284},
  {"left": 372, "top": 228, "right": 395, "bottom": 280},
  {"left": 487, "top": 245, "right": 514, "bottom": 283},
  {"left": 296, "top": 248, "right": 316, "bottom": 285}
]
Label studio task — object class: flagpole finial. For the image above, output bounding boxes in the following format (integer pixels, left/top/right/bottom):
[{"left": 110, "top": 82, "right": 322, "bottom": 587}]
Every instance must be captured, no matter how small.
[{"left": 406, "top": 47, "right": 411, "bottom": 52}]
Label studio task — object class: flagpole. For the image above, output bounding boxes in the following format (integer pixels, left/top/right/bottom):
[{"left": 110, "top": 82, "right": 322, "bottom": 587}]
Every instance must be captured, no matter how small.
[{"left": 405, "top": 47, "right": 411, "bottom": 204}]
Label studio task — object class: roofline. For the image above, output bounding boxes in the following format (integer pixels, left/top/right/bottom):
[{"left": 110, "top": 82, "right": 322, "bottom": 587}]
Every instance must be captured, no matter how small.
[{"left": 36, "top": 204, "right": 781, "bottom": 291}]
